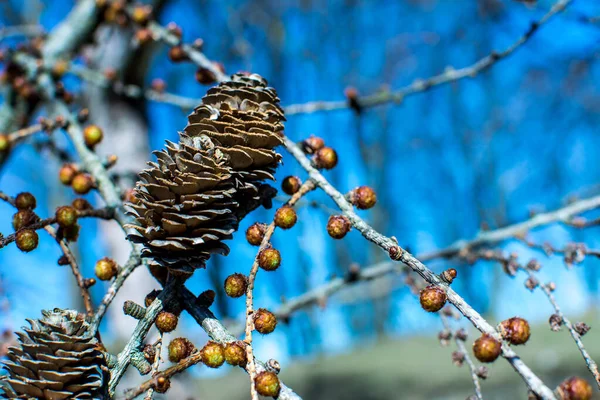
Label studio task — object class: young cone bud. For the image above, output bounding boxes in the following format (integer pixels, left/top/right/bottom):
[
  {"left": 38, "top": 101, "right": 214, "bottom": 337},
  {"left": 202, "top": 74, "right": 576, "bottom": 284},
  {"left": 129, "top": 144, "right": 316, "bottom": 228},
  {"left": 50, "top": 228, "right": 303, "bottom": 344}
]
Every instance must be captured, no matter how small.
[
  {"left": 154, "top": 376, "right": 171, "bottom": 393},
  {"left": 200, "top": 341, "right": 225, "bottom": 368},
  {"left": 253, "top": 308, "right": 277, "bottom": 334},
  {"left": 258, "top": 248, "right": 281, "bottom": 271},
  {"left": 224, "top": 341, "right": 247, "bottom": 366},
  {"left": 59, "top": 164, "right": 77, "bottom": 185},
  {"left": 83, "top": 125, "right": 103, "bottom": 148},
  {"left": 16, "top": 229, "right": 38, "bottom": 252},
  {"left": 155, "top": 311, "right": 178, "bottom": 333},
  {"left": 12, "top": 210, "right": 36, "bottom": 231},
  {"left": 302, "top": 135, "right": 325, "bottom": 154},
  {"left": 144, "top": 289, "right": 162, "bottom": 307},
  {"left": 472, "top": 334, "right": 502, "bottom": 363},
  {"left": 94, "top": 257, "right": 118, "bottom": 281},
  {"left": 224, "top": 273, "right": 248, "bottom": 298},
  {"left": 15, "top": 192, "right": 36, "bottom": 210},
  {"left": 55, "top": 206, "right": 78, "bottom": 228},
  {"left": 327, "top": 215, "right": 351, "bottom": 239},
  {"left": 255, "top": 371, "right": 281, "bottom": 397},
  {"left": 281, "top": 176, "right": 302, "bottom": 195},
  {"left": 419, "top": 285, "right": 447, "bottom": 312},
  {"left": 167, "top": 338, "right": 194, "bottom": 362},
  {"left": 349, "top": 186, "right": 377, "bottom": 210},
  {"left": 72, "top": 173, "right": 94, "bottom": 194},
  {"left": 274, "top": 206, "right": 297, "bottom": 229},
  {"left": 246, "top": 223, "right": 266, "bottom": 246},
  {"left": 72, "top": 198, "right": 92, "bottom": 211},
  {"left": 557, "top": 376, "right": 592, "bottom": 400},
  {"left": 313, "top": 147, "right": 338, "bottom": 170},
  {"left": 499, "top": 317, "right": 531, "bottom": 345}
]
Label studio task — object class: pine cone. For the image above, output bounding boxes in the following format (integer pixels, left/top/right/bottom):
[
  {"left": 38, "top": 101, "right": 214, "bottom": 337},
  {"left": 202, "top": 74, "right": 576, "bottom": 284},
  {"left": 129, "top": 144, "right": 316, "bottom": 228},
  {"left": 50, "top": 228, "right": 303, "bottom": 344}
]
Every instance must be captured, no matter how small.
[
  {"left": 2, "top": 309, "right": 108, "bottom": 399},
  {"left": 126, "top": 73, "right": 284, "bottom": 277}
]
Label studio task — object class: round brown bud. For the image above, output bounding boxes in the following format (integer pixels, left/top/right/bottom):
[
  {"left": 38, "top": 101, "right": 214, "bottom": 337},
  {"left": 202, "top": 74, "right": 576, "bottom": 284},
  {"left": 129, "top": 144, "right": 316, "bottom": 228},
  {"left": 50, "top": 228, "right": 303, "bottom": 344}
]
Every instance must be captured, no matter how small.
[
  {"left": 195, "top": 67, "right": 216, "bottom": 85},
  {"left": 441, "top": 268, "right": 457, "bottom": 284},
  {"left": 419, "top": 285, "right": 447, "bottom": 312},
  {"left": 155, "top": 311, "right": 178, "bottom": 333},
  {"left": 72, "top": 198, "right": 92, "bottom": 211},
  {"left": 59, "top": 164, "right": 77, "bottom": 185},
  {"left": 327, "top": 215, "right": 351, "bottom": 239},
  {"left": 281, "top": 176, "right": 302, "bottom": 195},
  {"left": 349, "top": 186, "right": 377, "bottom": 210},
  {"left": 166, "top": 22, "right": 182, "bottom": 38},
  {"left": 167, "top": 338, "right": 194, "bottom": 363},
  {"left": 246, "top": 223, "right": 266, "bottom": 246},
  {"left": 200, "top": 341, "right": 225, "bottom": 368},
  {"left": 0, "top": 134, "right": 9, "bottom": 152},
  {"left": 154, "top": 376, "right": 171, "bottom": 394},
  {"left": 302, "top": 135, "right": 325, "bottom": 154},
  {"left": 255, "top": 371, "right": 281, "bottom": 398},
  {"left": 557, "top": 376, "right": 593, "bottom": 400},
  {"left": 197, "top": 289, "right": 216, "bottom": 307},
  {"left": 83, "top": 125, "right": 103, "bottom": 148},
  {"left": 12, "top": 210, "right": 36, "bottom": 231},
  {"left": 472, "top": 334, "right": 502, "bottom": 363},
  {"left": 224, "top": 273, "right": 248, "bottom": 298},
  {"left": 94, "top": 257, "right": 118, "bottom": 281},
  {"left": 253, "top": 308, "right": 277, "bottom": 334},
  {"left": 72, "top": 173, "right": 94, "bottom": 194},
  {"left": 258, "top": 248, "right": 281, "bottom": 272},
  {"left": 224, "top": 341, "right": 247, "bottom": 366},
  {"left": 15, "top": 192, "right": 36, "bottom": 210},
  {"left": 274, "top": 206, "right": 297, "bottom": 230},
  {"left": 313, "top": 147, "right": 338, "bottom": 170},
  {"left": 16, "top": 229, "right": 38, "bottom": 252},
  {"left": 499, "top": 317, "right": 531, "bottom": 345},
  {"left": 388, "top": 245, "right": 403, "bottom": 260},
  {"left": 144, "top": 289, "right": 162, "bottom": 307},
  {"left": 135, "top": 28, "right": 153, "bottom": 44},
  {"left": 55, "top": 206, "right": 78, "bottom": 228},
  {"left": 168, "top": 46, "right": 187, "bottom": 62}
]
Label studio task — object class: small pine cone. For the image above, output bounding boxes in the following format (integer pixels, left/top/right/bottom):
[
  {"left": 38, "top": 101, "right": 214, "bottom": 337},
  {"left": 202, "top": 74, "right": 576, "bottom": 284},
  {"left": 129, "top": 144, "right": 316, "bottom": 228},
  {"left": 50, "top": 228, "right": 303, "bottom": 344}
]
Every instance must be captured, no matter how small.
[
  {"left": 574, "top": 322, "right": 590, "bottom": 337},
  {"left": 472, "top": 334, "right": 502, "bottom": 363},
  {"left": 155, "top": 311, "right": 178, "bottom": 333},
  {"left": 200, "top": 341, "right": 225, "bottom": 368},
  {"left": 255, "top": 371, "right": 281, "bottom": 397},
  {"left": 224, "top": 273, "right": 248, "bottom": 298},
  {"left": 419, "top": 285, "right": 447, "bottom": 312},
  {"left": 246, "top": 222, "right": 267, "bottom": 246},
  {"left": 557, "top": 376, "right": 592, "bottom": 400},
  {"left": 253, "top": 308, "right": 277, "bottom": 334},
  {"left": 274, "top": 206, "right": 297, "bottom": 229},
  {"left": 2, "top": 309, "right": 108, "bottom": 399},
  {"left": 15, "top": 192, "right": 36, "bottom": 210},
  {"left": 125, "top": 73, "right": 284, "bottom": 277},
  {"left": 224, "top": 341, "right": 247, "bottom": 366},
  {"left": 168, "top": 338, "right": 194, "bottom": 362},
  {"left": 258, "top": 248, "right": 281, "bottom": 271},
  {"left": 281, "top": 176, "right": 301, "bottom": 195},
  {"left": 327, "top": 215, "right": 351, "bottom": 239},
  {"left": 499, "top": 317, "right": 531, "bottom": 345}
]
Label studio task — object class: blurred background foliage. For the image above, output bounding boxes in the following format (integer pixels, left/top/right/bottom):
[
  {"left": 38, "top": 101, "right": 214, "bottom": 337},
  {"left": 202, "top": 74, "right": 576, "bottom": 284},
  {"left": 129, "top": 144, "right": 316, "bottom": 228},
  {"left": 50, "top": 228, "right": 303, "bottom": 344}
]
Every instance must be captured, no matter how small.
[{"left": 1, "top": 0, "right": 600, "bottom": 398}]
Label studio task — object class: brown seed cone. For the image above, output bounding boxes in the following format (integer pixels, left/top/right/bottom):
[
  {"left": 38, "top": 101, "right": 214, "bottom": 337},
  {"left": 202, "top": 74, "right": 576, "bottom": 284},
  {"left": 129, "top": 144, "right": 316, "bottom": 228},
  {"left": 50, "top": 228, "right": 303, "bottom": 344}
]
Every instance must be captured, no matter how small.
[
  {"left": 126, "top": 73, "right": 284, "bottom": 278},
  {"left": 2, "top": 309, "right": 109, "bottom": 399}
]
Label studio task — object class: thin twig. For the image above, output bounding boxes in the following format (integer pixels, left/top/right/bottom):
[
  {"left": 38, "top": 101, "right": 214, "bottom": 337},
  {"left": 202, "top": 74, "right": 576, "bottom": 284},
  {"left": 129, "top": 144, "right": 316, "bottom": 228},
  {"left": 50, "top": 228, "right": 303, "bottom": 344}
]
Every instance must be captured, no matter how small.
[{"left": 144, "top": 334, "right": 163, "bottom": 400}]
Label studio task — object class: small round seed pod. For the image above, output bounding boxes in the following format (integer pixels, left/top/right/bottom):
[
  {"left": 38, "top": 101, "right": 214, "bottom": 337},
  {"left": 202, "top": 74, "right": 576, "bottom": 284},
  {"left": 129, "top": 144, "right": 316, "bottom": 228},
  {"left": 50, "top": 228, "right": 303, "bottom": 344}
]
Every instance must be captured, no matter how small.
[
  {"left": 327, "top": 215, "right": 351, "bottom": 239},
  {"left": 168, "top": 46, "right": 188, "bottom": 62},
  {"left": 154, "top": 376, "right": 171, "bottom": 394},
  {"left": 302, "top": 135, "right": 325, "bottom": 154},
  {"left": 72, "top": 198, "right": 92, "bottom": 211},
  {"left": 16, "top": 229, "right": 38, "bottom": 252},
  {"left": 55, "top": 206, "right": 78, "bottom": 228},
  {"left": 224, "top": 341, "right": 247, "bottom": 366},
  {"left": 224, "top": 273, "right": 248, "bottom": 298},
  {"left": 274, "top": 206, "right": 297, "bottom": 230},
  {"left": 72, "top": 173, "right": 94, "bottom": 194},
  {"left": 557, "top": 376, "right": 592, "bottom": 400},
  {"left": 15, "top": 192, "right": 36, "bottom": 210},
  {"left": 258, "top": 248, "right": 281, "bottom": 271},
  {"left": 12, "top": 210, "right": 36, "bottom": 231},
  {"left": 168, "top": 338, "right": 194, "bottom": 363},
  {"left": 349, "top": 186, "right": 377, "bottom": 210},
  {"left": 472, "top": 334, "right": 502, "bottom": 363},
  {"left": 313, "top": 147, "right": 338, "bottom": 170},
  {"left": 200, "top": 341, "right": 225, "bottom": 368},
  {"left": 499, "top": 317, "right": 531, "bottom": 345},
  {"left": 59, "top": 164, "right": 77, "bottom": 185},
  {"left": 155, "top": 311, "right": 178, "bottom": 333},
  {"left": 0, "top": 134, "right": 9, "bottom": 152},
  {"left": 255, "top": 371, "right": 281, "bottom": 398},
  {"left": 281, "top": 176, "right": 302, "bottom": 195},
  {"left": 419, "top": 285, "right": 447, "bottom": 312},
  {"left": 195, "top": 67, "right": 216, "bottom": 85},
  {"left": 95, "top": 257, "right": 118, "bottom": 281},
  {"left": 83, "top": 125, "right": 103, "bottom": 148},
  {"left": 253, "top": 308, "right": 277, "bottom": 334},
  {"left": 145, "top": 289, "right": 162, "bottom": 307},
  {"left": 246, "top": 223, "right": 266, "bottom": 246}
]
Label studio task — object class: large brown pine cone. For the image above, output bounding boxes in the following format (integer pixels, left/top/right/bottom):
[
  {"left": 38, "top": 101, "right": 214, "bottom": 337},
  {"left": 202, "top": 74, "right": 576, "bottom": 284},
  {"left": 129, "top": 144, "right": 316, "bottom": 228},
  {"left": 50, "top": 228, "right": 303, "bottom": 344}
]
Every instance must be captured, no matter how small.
[
  {"left": 126, "top": 73, "right": 284, "bottom": 277},
  {"left": 1, "top": 309, "right": 108, "bottom": 399}
]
